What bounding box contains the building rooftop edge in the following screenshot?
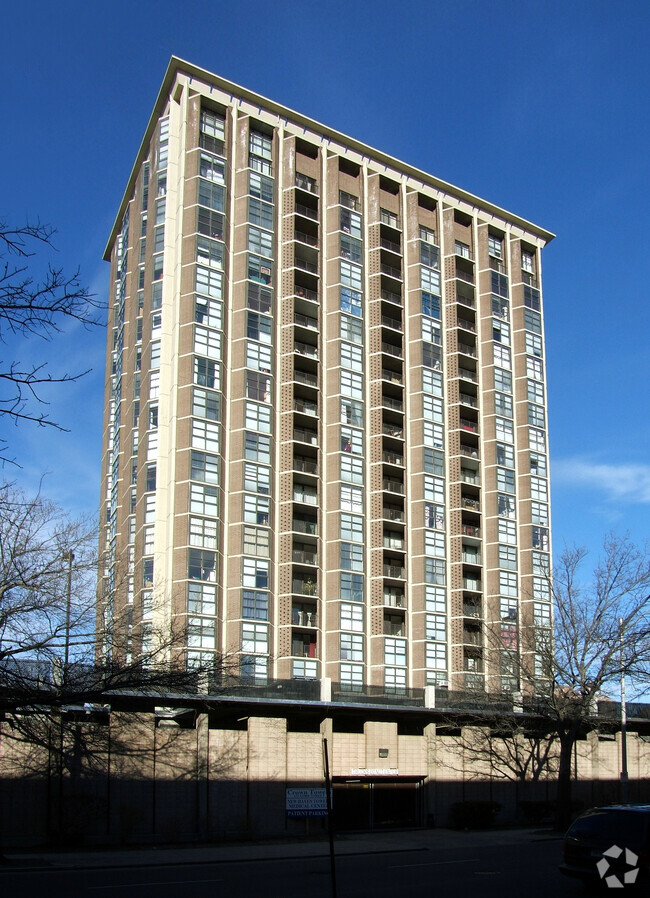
[103,55,555,262]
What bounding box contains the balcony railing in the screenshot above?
[294,284,318,301]
[292,580,319,597]
[295,257,318,274]
[461,471,480,485]
[458,367,477,383]
[294,341,318,358]
[457,317,476,332]
[380,237,401,254]
[457,293,475,308]
[293,427,318,445]
[381,341,403,358]
[458,342,477,358]
[455,267,475,284]
[461,524,480,537]
[381,288,402,305]
[294,399,318,416]
[382,451,404,465]
[383,564,406,578]
[383,507,404,522]
[462,552,481,564]
[382,396,403,412]
[292,549,318,565]
[295,173,318,193]
[522,271,539,288]
[292,609,318,627]
[294,370,318,388]
[381,315,402,330]
[463,630,482,646]
[463,603,481,617]
[460,445,479,459]
[381,368,403,385]
[459,393,478,408]
[383,424,404,438]
[384,593,406,607]
[293,457,318,475]
[463,578,482,591]
[381,262,402,280]
[293,519,317,535]
[455,244,474,260]
[380,209,400,228]
[294,229,318,247]
[382,480,404,494]
[295,202,318,220]
[462,497,480,511]
[460,418,478,433]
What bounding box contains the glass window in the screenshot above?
[497,442,514,468]
[188,548,216,581]
[193,388,220,421]
[242,622,269,654]
[340,341,363,372]
[248,225,273,258]
[194,356,220,391]
[244,432,271,462]
[247,311,272,343]
[198,179,225,213]
[425,530,445,558]
[384,637,407,666]
[245,401,272,433]
[199,152,225,184]
[191,420,220,455]
[341,453,363,484]
[421,267,440,293]
[340,426,363,455]
[341,398,364,427]
[242,558,269,589]
[499,519,516,544]
[420,242,439,269]
[341,602,364,632]
[196,265,223,299]
[495,391,513,418]
[528,380,545,405]
[191,451,219,485]
[497,467,515,494]
[340,542,363,571]
[493,319,510,346]
[341,313,362,343]
[528,404,545,428]
[500,571,518,597]
[340,287,362,317]
[243,590,269,621]
[421,291,440,319]
[499,545,517,570]
[340,572,364,602]
[197,208,224,241]
[493,344,511,369]
[244,462,271,495]
[341,261,362,291]
[340,207,361,237]
[188,582,216,616]
[189,516,218,549]
[426,614,446,642]
[425,558,446,585]
[340,513,363,542]
[526,332,543,357]
[340,633,363,662]
[195,295,223,329]
[249,171,274,202]
[248,197,273,230]
[340,234,362,263]
[498,493,516,518]
[424,448,444,476]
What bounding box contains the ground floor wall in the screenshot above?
[2,709,649,848]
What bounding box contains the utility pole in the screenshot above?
[619,617,629,803]
[63,550,75,673]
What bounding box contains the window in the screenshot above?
[241,655,268,680]
[150,340,161,369]
[531,501,549,525]
[491,271,508,297]
[246,371,271,403]
[249,129,272,169]
[144,493,156,523]
[426,614,446,642]
[500,571,518,597]
[246,340,272,372]
[533,577,551,601]
[248,226,273,258]
[494,367,512,393]
[248,197,273,230]
[340,426,363,455]
[340,341,363,372]
[340,234,362,263]
[190,450,219,485]
[340,288,362,317]
[424,475,444,503]
[188,582,216,616]
[193,388,220,421]
[247,311,272,343]
[385,667,406,690]
[422,318,441,345]
[498,493,516,518]
[198,179,225,213]
[199,152,225,184]
[420,242,439,269]
[242,622,269,655]
[244,494,270,525]
[195,326,221,359]
[293,659,318,679]
[499,518,516,544]
[340,542,363,571]
[341,602,364,632]
[421,362,442,396]
[248,254,272,285]
[244,432,271,463]
[421,291,440,319]
[532,551,550,575]
[422,344,441,370]
[245,401,272,433]
[340,207,361,237]
[524,307,542,333]
[425,530,446,558]
[340,633,364,662]
[340,485,363,512]
[341,314,363,343]
[493,319,510,346]
[497,467,515,494]
[499,545,517,570]
[243,590,269,621]
[189,516,218,549]
[384,637,407,667]
[495,417,513,443]
[341,260,362,291]
[142,557,154,587]
[528,404,545,428]
[423,394,443,422]
[195,265,223,306]
[424,448,444,476]
[529,427,546,452]
[340,398,363,427]
[340,572,364,602]
[243,526,270,557]
[200,109,225,153]
[533,602,551,627]
[145,464,156,492]
[143,525,154,554]
[244,462,271,495]
[425,558,446,585]
[488,234,503,259]
[495,392,513,418]
[188,617,215,649]
[493,344,511,369]
[522,251,534,273]
[247,282,272,314]
[192,419,220,453]
[425,503,445,529]
[530,476,548,502]
[532,526,549,550]
[197,208,224,241]
[242,558,269,589]
[497,442,514,468]
[340,664,363,688]
[341,454,363,484]
[426,642,447,674]
[492,296,509,319]
[528,379,545,405]
[340,513,363,542]
[526,332,543,357]
[421,266,440,293]
[188,549,216,581]
[249,171,274,203]
[423,421,443,449]
[530,452,547,477]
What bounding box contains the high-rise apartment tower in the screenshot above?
[101,57,554,698]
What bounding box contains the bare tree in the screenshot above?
[0,220,103,462]
[524,535,650,829]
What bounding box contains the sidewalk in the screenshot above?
[2,827,561,872]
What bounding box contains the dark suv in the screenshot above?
[561,805,650,888]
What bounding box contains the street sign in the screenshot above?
[286,788,329,817]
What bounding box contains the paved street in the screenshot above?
[0,829,586,898]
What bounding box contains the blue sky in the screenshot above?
[2,0,649,563]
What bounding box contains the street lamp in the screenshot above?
[619,617,629,803]
[63,550,75,672]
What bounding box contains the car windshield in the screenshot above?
[568,809,649,849]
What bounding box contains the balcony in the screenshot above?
[457,291,475,309]
[463,577,482,592]
[293,398,318,417]
[294,340,318,359]
[292,602,318,627]
[490,257,506,274]
[295,172,318,194]
[382,479,404,495]
[381,341,403,359]
[462,549,481,564]
[382,450,404,466]
[293,426,318,446]
[293,455,318,475]
[293,485,318,505]
[455,242,473,260]
[460,444,479,460]
[461,524,481,538]
[522,271,539,288]
[384,614,405,636]
[458,367,477,383]
[384,591,405,608]
[461,469,480,485]
[459,393,477,408]
[380,236,401,255]
[463,628,482,647]
[381,368,403,385]
[380,209,400,229]
[382,395,403,413]
[381,314,402,331]
[294,229,318,247]
[383,505,404,523]
[383,533,405,550]
[294,283,318,301]
[292,545,318,565]
[383,563,406,579]
[381,261,402,280]
[460,418,478,433]
[461,497,480,512]
[463,601,481,617]
[381,288,402,306]
[292,516,317,536]
[293,369,318,389]
[382,424,404,439]
[292,635,318,658]
[295,256,318,275]
[292,578,319,597]
[455,263,474,285]
[458,341,477,358]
